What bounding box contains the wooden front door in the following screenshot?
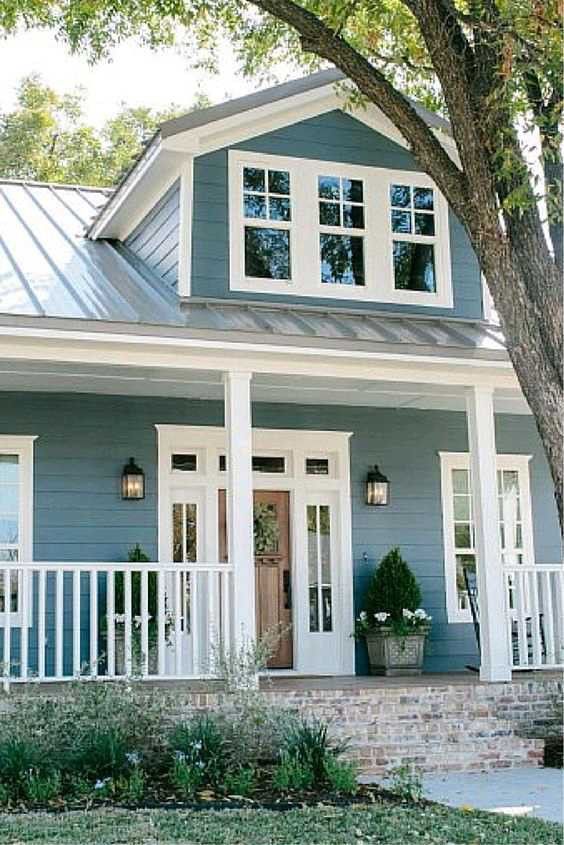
[218,489,293,669]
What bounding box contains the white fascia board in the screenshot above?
[0,325,519,390]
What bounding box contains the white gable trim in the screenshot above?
[91,83,458,240]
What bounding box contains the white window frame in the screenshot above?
[229,150,453,307]
[439,452,534,623]
[0,436,36,626]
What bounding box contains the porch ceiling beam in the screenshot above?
[0,335,520,391]
[466,386,512,682]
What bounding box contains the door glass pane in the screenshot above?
[307,504,333,633]
[172,502,197,563]
[254,503,279,554]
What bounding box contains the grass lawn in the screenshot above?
[0,802,560,844]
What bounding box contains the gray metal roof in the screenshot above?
[161,69,452,139]
[0,179,506,361]
[0,180,181,324]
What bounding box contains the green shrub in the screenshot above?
[282,719,347,784]
[323,758,358,795]
[168,715,226,785]
[68,727,131,779]
[22,770,62,804]
[170,755,204,798]
[222,765,256,797]
[388,764,423,801]
[272,755,315,792]
[116,767,145,803]
[0,737,46,786]
[364,548,421,622]
[0,782,10,806]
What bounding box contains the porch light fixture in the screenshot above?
[366,465,390,506]
[121,457,145,500]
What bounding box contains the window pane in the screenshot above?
[307,505,319,632]
[269,197,291,222]
[252,456,285,473]
[393,241,436,292]
[414,213,435,236]
[413,187,434,210]
[0,571,19,613]
[502,470,520,494]
[342,204,364,229]
[390,184,411,207]
[456,554,476,610]
[342,178,363,203]
[453,495,470,520]
[391,210,412,234]
[306,458,329,475]
[0,485,18,515]
[172,454,197,472]
[318,175,340,200]
[0,517,18,544]
[172,503,183,563]
[454,523,472,548]
[0,455,18,484]
[243,167,265,192]
[0,549,18,562]
[452,469,469,493]
[245,227,290,279]
[319,202,341,227]
[185,504,197,562]
[268,170,290,195]
[172,503,197,562]
[320,233,365,286]
[244,193,267,219]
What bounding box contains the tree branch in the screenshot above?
[246,0,470,220]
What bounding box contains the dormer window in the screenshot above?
[229,151,452,307]
[242,166,292,281]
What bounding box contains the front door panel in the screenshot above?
[218,489,292,669]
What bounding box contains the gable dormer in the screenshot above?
[90,70,483,320]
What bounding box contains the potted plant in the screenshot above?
[355,547,432,676]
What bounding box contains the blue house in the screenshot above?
[0,69,561,686]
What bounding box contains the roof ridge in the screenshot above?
[0,177,113,193]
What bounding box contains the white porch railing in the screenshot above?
[504,564,564,670]
[0,562,233,683]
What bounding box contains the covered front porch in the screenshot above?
[0,330,562,685]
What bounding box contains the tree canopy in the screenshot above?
[0,74,205,186]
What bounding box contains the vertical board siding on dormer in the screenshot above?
[191,110,483,318]
[125,179,180,289]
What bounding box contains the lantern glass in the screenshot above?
[122,458,145,500]
[366,465,390,506]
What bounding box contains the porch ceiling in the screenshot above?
[0,359,529,413]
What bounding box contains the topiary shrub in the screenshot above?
[364,547,421,623]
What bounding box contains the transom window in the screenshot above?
[318,175,365,286]
[390,184,437,294]
[230,151,452,306]
[242,166,292,281]
[440,453,534,623]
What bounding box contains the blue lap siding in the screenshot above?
[0,392,559,675]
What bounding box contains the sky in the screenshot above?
[0,30,269,125]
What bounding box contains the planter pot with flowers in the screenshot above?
[354,547,432,676]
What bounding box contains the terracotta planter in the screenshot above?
[365,627,429,676]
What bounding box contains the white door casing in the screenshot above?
[157,425,354,675]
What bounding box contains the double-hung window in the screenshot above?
[439,452,534,623]
[0,436,35,622]
[239,164,293,283]
[318,175,365,286]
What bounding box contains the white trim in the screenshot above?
[439,450,535,624]
[156,424,354,675]
[0,435,36,627]
[177,159,194,297]
[229,150,453,308]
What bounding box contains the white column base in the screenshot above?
[479,663,512,683]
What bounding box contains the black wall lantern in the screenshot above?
[366,465,390,506]
[121,457,145,500]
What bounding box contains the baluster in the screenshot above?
[191,570,200,675]
[140,569,149,677]
[221,569,231,653]
[20,568,29,680]
[514,569,528,667]
[541,570,555,665]
[174,569,182,676]
[124,570,132,676]
[157,570,165,677]
[529,569,542,666]
[73,569,81,676]
[90,570,98,677]
[106,570,115,677]
[38,568,46,680]
[3,568,11,684]
[55,569,64,678]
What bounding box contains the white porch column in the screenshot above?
[223,371,256,646]
[466,385,512,682]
